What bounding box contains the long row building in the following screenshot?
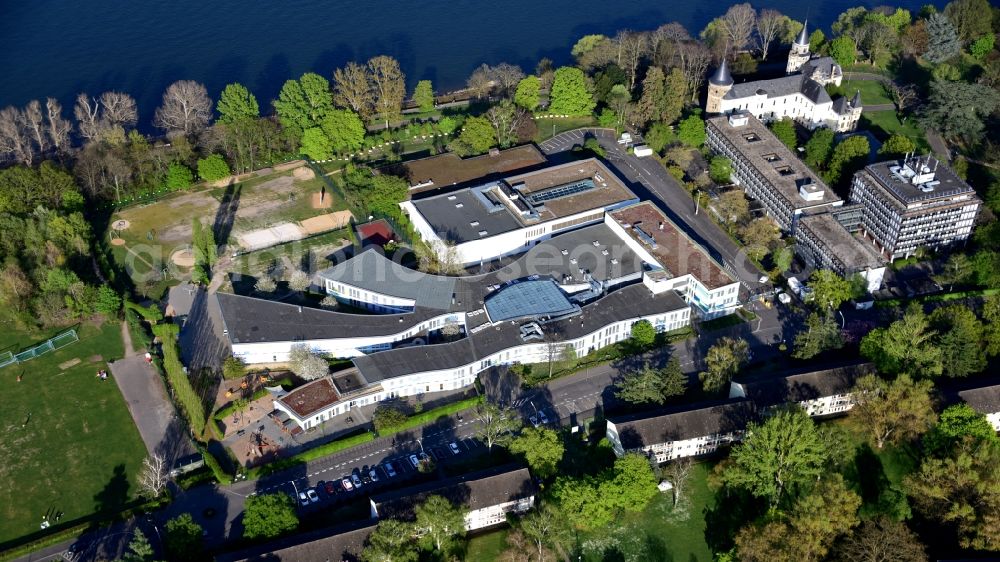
[607,364,1000,463]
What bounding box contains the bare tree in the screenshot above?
[886,83,918,117]
[474,401,519,451]
[616,31,649,90]
[466,64,494,99]
[23,100,49,154]
[0,106,35,165]
[652,22,692,68]
[74,93,103,142]
[678,42,713,102]
[138,453,169,499]
[485,100,526,148]
[490,63,525,98]
[44,98,72,152]
[288,270,311,292]
[661,458,694,508]
[756,9,787,60]
[99,91,138,129]
[154,80,213,136]
[368,56,405,129]
[721,3,758,52]
[333,62,375,121]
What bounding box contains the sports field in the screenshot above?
[0,322,147,546]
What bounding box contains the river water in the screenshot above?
[1,0,937,126]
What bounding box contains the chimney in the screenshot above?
[658,222,664,231]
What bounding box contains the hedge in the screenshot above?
[125,300,163,322]
[152,323,207,437]
[874,288,1000,308]
[197,442,233,485]
[378,396,482,436]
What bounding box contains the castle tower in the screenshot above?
[786,21,811,74]
[706,58,733,114]
[847,89,863,131]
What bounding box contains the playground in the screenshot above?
[107,165,349,292]
[0,322,147,545]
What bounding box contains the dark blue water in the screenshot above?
[1,0,938,128]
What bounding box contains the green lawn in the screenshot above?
[860,111,930,152]
[575,461,716,561]
[465,529,509,560]
[828,80,893,106]
[0,322,147,546]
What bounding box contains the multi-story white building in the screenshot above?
[729,362,874,418]
[706,22,863,133]
[369,465,536,531]
[400,158,638,266]
[850,156,982,260]
[607,202,743,318]
[958,385,1000,431]
[606,400,757,463]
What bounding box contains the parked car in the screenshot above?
[351,472,363,488]
[306,488,320,503]
[341,477,354,492]
[449,442,461,455]
[538,410,550,425]
[529,415,540,428]
[369,468,380,483]
[297,491,309,506]
[323,481,337,495]
[409,454,420,468]
[383,462,397,478]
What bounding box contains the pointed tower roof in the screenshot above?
[851,89,862,108]
[795,20,809,46]
[709,58,733,87]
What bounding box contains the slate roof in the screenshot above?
[317,249,461,310]
[959,385,1000,414]
[369,465,535,521]
[731,362,875,406]
[710,58,733,86]
[215,292,447,344]
[724,74,832,105]
[215,519,375,562]
[609,400,758,449]
[352,282,687,382]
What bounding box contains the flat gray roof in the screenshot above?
[798,213,886,271]
[408,158,636,245]
[411,181,523,243]
[862,157,976,205]
[707,113,841,211]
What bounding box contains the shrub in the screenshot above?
[165,162,194,190]
[197,154,231,182]
[152,323,207,437]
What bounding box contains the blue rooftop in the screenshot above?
[484,278,579,323]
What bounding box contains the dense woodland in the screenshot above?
[3,1,1000,560]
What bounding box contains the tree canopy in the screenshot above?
[243,492,299,540]
[850,374,936,449]
[615,358,686,405]
[548,67,596,116]
[723,407,828,507]
[514,75,541,111]
[509,427,565,479]
[216,83,260,124]
[860,304,943,377]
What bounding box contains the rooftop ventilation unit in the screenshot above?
[728,112,749,127]
[561,249,569,255]
[592,240,600,247]
[601,249,609,256]
[633,225,658,249]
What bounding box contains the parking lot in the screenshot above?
[264,435,485,511]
